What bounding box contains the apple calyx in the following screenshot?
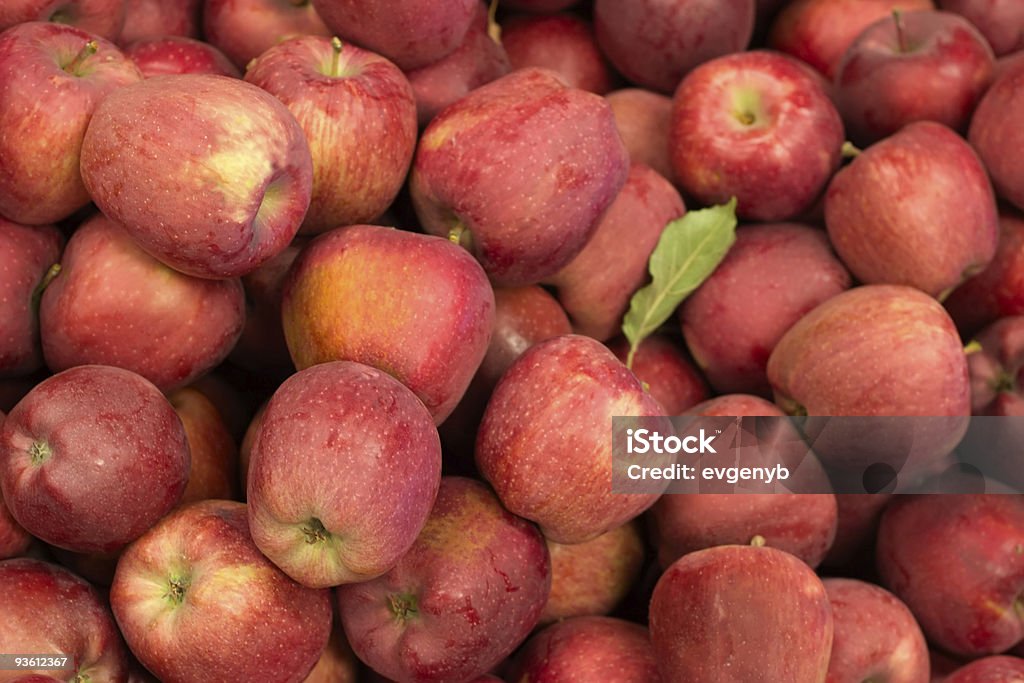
[64,40,98,76]
[301,517,331,545]
[164,574,191,606]
[28,440,53,465]
[388,592,419,623]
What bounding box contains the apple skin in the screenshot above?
[80,73,313,280]
[606,88,676,184]
[607,335,709,415]
[476,334,671,544]
[834,10,994,145]
[877,495,1024,656]
[410,67,629,287]
[669,50,844,222]
[303,610,358,683]
[939,0,1024,55]
[824,578,930,683]
[943,656,1024,682]
[0,22,142,226]
[969,59,1024,214]
[502,13,612,95]
[111,500,333,683]
[0,558,128,682]
[594,0,755,94]
[247,361,441,588]
[969,316,1024,415]
[202,0,329,70]
[508,617,661,682]
[649,544,834,683]
[169,386,238,505]
[1,365,190,554]
[311,0,476,71]
[405,1,511,127]
[281,225,495,425]
[539,520,645,625]
[826,121,998,298]
[39,213,246,392]
[0,0,126,41]
[245,36,418,235]
[124,36,240,78]
[503,0,579,10]
[680,222,851,397]
[336,477,550,683]
[119,0,200,45]
[0,219,62,379]
[945,210,1024,337]
[0,409,32,559]
[822,493,893,569]
[547,163,685,341]
[769,0,936,80]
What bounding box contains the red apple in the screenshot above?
[594,0,756,94]
[0,558,128,681]
[0,22,141,225]
[606,88,676,184]
[311,0,476,70]
[410,67,629,286]
[80,73,313,279]
[247,361,441,587]
[680,222,851,396]
[281,225,495,424]
[39,213,246,392]
[547,163,685,341]
[769,0,936,80]
[202,0,329,70]
[669,50,844,222]
[502,13,612,94]
[944,656,1024,682]
[508,617,661,682]
[969,57,1024,213]
[245,35,417,234]
[169,386,238,505]
[0,365,190,553]
[834,10,994,145]
[336,477,550,683]
[539,520,645,625]
[119,0,200,44]
[877,494,1024,656]
[476,334,671,544]
[0,219,62,378]
[405,1,511,127]
[124,36,240,77]
[825,121,998,298]
[607,335,709,415]
[824,578,930,683]
[0,408,31,559]
[939,0,1024,55]
[110,500,333,683]
[0,0,126,41]
[649,544,834,683]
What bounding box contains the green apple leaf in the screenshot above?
[622,197,738,369]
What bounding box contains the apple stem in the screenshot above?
[447,222,474,252]
[31,263,62,313]
[488,0,502,44]
[625,344,638,372]
[749,535,767,547]
[841,141,861,159]
[892,9,907,53]
[330,36,343,77]
[963,340,982,355]
[65,40,98,74]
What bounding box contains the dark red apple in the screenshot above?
[649,544,834,682]
[826,121,998,298]
[80,73,313,279]
[594,0,756,94]
[0,0,126,41]
[336,477,550,683]
[410,67,629,286]
[202,0,329,70]
[969,58,1024,213]
[0,22,141,225]
[0,558,128,680]
[111,500,333,683]
[877,494,1024,656]
[939,0,1024,55]
[607,334,709,415]
[169,386,238,505]
[0,409,32,559]
[118,0,200,44]
[834,10,994,145]
[606,88,675,184]
[39,213,246,392]
[502,13,612,94]
[944,656,1024,682]
[0,219,62,379]
[0,365,190,553]
[669,50,844,222]
[824,578,930,683]
[680,222,851,396]
[245,35,417,234]
[124,36,240,77]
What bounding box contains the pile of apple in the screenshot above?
[4,0,1024,681]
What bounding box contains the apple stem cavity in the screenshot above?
[28,440,52,466]
[994,371,1016,394]
[387,592,419,623]
[892,9,908,53]
[301,517,330,545]
[64,40,98,75]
